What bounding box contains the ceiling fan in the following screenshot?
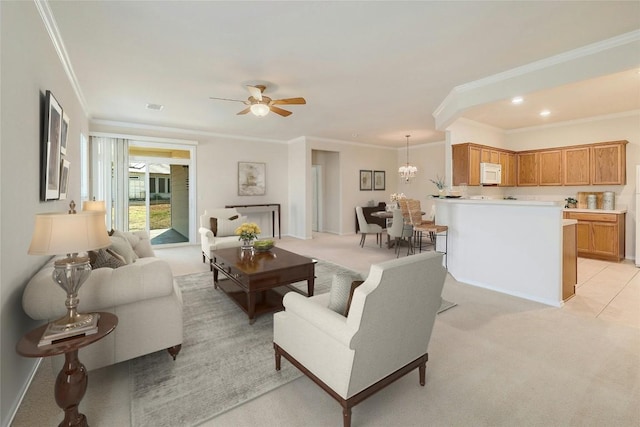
[210,85,306,117]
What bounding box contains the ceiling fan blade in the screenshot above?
[246,85,263,101]
[236,107,251,115]
[209,96,246,103]
[271,97,306,105]
[270,106,292,117]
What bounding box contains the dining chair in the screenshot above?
[386,209,414,257]
[355,206,383,248]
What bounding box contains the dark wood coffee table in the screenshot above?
[212,246,315,324]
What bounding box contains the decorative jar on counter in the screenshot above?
[603,192,615,210]
[587,194,597,209]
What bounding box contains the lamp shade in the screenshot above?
[28,211,111,256]
[82,200,106,212]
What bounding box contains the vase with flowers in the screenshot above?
[235,222,261,250]
[430,175,446,197]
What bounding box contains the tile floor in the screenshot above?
[563,257,639,329]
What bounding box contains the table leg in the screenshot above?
[307,274,315,296]
[213,265,218,289]
[55,349,88,427]
[248,291,256,324]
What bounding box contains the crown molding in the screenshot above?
[34,0,89,115]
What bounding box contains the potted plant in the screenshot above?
[430,175,446,197]
[565,197,578,208]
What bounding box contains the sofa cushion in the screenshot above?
[328,273,362,315]
[210,214,240,236]
[109,235,138,264]
[217,215,246,237]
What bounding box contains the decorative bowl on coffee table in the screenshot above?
[254,239,275,252]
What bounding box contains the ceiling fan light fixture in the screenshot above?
[250,103,270,117]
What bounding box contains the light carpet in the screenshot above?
[130,259,455,426]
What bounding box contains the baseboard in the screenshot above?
[3,358,42,427]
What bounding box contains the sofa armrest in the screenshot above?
[23,258,175,320]
[282,292,356,347]
[199,227,214,239]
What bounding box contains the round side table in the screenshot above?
[16,312,117,427]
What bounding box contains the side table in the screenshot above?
[16,312,118,427]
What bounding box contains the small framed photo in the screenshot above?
[41,90,63,201]
[59,159,70,200]
[359,170,372,191]
[238,161,266,196]
[374,170,385,191]
[60,112,70,155]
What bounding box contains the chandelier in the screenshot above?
[398,134,417,182]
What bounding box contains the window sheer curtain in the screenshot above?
[90,136,129,231]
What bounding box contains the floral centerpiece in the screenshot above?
[235,222,261,250]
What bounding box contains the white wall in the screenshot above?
[1,3,90,424]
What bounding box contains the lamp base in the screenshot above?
[38,312,100,347]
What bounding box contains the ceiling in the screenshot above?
[46,1,640,147]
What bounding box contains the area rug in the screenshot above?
[130,259,455,426]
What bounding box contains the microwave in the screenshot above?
[480,162,502,185]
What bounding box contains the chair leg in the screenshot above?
[360,233,366,247]
[343,407,352,427]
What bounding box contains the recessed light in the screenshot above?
[511,96,523,104]
[146,103,164,111]
[540,110,551,117]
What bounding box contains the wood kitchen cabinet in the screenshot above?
[563,222,577,300]
[591,141,627,185]
[499,151,516,186]
[538,149,563,186]
[452,143,481,186]
[563,146,590,185]
[517,152,538,186]
[563,211,626,261]
[481,148,500,164]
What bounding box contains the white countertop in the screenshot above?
[563,208,627,214]
[563,219,578,226]
[434,198,561,208]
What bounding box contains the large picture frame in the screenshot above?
[238,161,266,196]
[59,159,70,200]
[41,90,63,201]
[60,112,70,155]
[373,170,386,191]
[359,170,372,191]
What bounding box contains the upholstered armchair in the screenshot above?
[198,208,246,269]
[273,252,447,427]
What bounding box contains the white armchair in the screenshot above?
[199,208,246,269]
[273,251,447,427]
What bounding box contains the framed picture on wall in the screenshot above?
[359,170,372,191]
[60,112,70,155]
[41,90,63,201]
[373,170,385,190]
[238,161,266,196]
[59,159,70,200]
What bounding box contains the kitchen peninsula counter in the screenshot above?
[435,198,566,307]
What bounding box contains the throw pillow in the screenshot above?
[210,214,239,237]
[328,273,362,315]
[89,248,126,269]
[217,215,246,237]
[109,235,137,264]
[344,280,365,316]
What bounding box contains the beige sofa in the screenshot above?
[22,231,183,371]
[199,208,246,269]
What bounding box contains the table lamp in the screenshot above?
[28,202,111,346]
[82,200,105,212]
